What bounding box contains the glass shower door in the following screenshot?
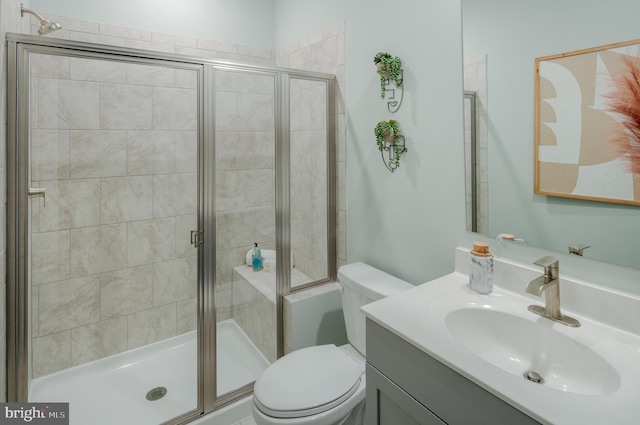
[213,68,275,398]
[289,77,331,288]
[25,51,200,424]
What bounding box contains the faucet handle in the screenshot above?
[533,255,559,269]
[569,243,590,256]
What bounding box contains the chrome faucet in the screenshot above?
[525,256,580,327]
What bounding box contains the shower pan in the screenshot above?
[6,34,336,425]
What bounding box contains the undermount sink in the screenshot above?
[444,307,620,395]
[423,284,640,401]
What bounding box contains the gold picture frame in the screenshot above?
[534,39,640,206]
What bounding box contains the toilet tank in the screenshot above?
[338,262,413,356]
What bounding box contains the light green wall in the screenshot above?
[276,0,467,284]
[29,0,276,49]
[462,0,640,269]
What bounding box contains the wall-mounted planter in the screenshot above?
[374,52,404,113]
[375,120,408,172]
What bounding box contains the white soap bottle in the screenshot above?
[469,241,493,294]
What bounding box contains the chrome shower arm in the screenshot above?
[21,5,47,24]
[20,4,62,35]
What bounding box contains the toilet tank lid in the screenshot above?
[338,262,413,300]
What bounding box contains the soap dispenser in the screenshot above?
[252,242,263,272]
[469,241,493,294]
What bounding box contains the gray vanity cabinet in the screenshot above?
[367,364,446,424]
[365,319,540,425]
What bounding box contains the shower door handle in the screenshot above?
[190,230,203,247]
[28,187,46,206]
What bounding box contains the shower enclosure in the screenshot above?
[6,34,336,424]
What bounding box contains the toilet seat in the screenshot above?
[254,345,361,419]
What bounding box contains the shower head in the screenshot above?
[21,4,63,35]
[37,20,62,35]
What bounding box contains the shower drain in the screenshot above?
[146,386,168,401]
[523,371,544,384]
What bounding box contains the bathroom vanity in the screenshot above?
[366,319,538,424]
[362,247,640,425]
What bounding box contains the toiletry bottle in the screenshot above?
[497,233,515,243]
[469,241,493,294]
[252,243,263,272]
[494,233,514,257]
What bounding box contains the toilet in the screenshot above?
[252,262,413,425]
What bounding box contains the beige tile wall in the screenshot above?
[231,268,277,363]
[214,69,276,322]
[21,13,277,379]
[290,79,329,280]
[223,26,346,358]
[27,15,275,67]
[230,264,316,363]
[276,22,347,271]
[29,54,199,378]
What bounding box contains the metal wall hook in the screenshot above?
[380,135,407,172]
[383,70,404,113]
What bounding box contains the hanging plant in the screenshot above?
[373,52,403,98]
[374,120,400,148]
[374,120,404,169]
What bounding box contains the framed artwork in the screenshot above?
[534,39,640,206]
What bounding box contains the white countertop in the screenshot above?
[361,247,640,425]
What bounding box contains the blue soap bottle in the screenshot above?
[252,242,263,272]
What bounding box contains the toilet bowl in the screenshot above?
[252,344,365,425]
[252,262,413,425]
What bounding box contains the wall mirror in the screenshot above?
[462,0,640,270]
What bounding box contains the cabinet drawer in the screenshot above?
[366,319,540,425]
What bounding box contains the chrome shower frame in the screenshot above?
[463,90,478,233]
[6,32,337,424]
